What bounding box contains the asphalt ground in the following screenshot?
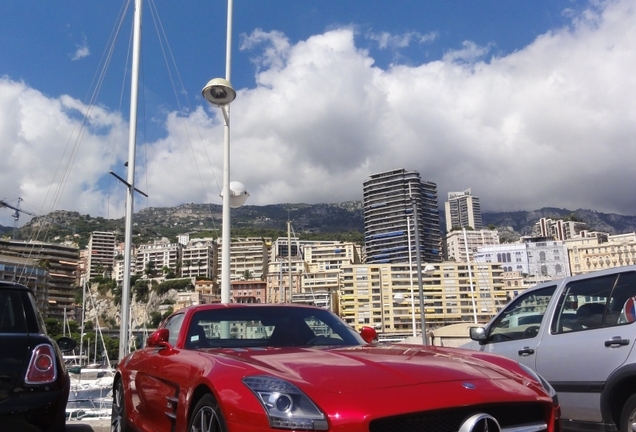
[66,418,110,432]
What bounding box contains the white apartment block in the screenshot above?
[339,262,506,335]
[87,231,116,280]
[474,239,570,280]
[112,241,133,283]
[266,258,304,303]
[266,240,360,309]
[135,239,180,277]
[181,238,217,279]
[567,232,636,275]
[445,229,499,262]
[302,242,360,272]
[301,242,360,311]
[217,237,269,282]
[270,236,303,261]
[445,189,483,232]
[532,217,587,240]
[526,239,570,279]
[474,243,529,274]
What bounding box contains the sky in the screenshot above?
[1,0,635,228]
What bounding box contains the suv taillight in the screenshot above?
[25,344,58,384]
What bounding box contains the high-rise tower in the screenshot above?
[363,168,442,264]
[445,189,483,232]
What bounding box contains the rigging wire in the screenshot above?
[9,1,132,285]
[146,0,222,233]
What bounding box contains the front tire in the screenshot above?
[189,394,226,432]
[111,379,131,432]
[620,393,636,432]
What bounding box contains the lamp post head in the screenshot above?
[422,264,436,275]
[202,78,236,107]
[393,293,406,304]
[220,181,250,208]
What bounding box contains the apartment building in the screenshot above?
[526,237,571,278]
[293,241,360,311]
[339,261,506,336]
[444,189,483,231]
[475,243,530,273]
[135,239,180,277]
[266,258,304,303]
[532,217,588,240]
[474,238,570,280]
[567,232,636,275]
[231,280,267,303]
[0,239,79,320]
[445,229,499,262]
[0,257,49,312]
[217,237,269,281]
[181,238,217,279]
[363,168,442,264]
[87,231,116,281]
[302,241,360,272]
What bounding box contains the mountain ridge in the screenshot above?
[4,202,636,248]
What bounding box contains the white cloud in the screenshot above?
[71,35,90,60]
[2,0,636,228]
[366,30,438,49]
[72,45,90,61]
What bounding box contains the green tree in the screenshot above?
[145,261,157,278]
[155,278,193,295]
[133,279,150,302]
[45,318,62,337]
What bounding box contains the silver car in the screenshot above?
[463,265,636,432]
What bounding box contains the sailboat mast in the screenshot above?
[287,220,292,303]
[119,0,143,362]
[79,281,86,364]
[463,227,478,324]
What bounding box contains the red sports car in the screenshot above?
[111,303,560,432]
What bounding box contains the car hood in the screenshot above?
[216,344,522,393]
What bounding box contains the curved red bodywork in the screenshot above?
[115,303,560,432]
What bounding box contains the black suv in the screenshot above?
[0,281,76,432]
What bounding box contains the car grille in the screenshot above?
[369,402,548,432]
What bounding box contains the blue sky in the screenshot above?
[1,0,635,228]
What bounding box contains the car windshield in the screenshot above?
[184,306,365,349]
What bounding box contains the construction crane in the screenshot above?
[0,197,36,240]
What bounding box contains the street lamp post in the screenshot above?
[202,78,236,304]
[411,196,426,344]
[201,0,247,304]
[407,216,416,337]
[410,192,436,344]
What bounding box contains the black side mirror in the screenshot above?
[56,336,78,353]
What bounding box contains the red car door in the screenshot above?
[126,313,187,432]
[125,346,167,432]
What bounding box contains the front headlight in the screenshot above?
[518,363,559,406]
[243,376,328,431]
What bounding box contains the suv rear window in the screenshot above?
[551,271,636,333]
[0,290,28,333]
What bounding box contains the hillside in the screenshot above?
[5,203,636,247]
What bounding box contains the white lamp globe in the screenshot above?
[222,181,249,208]
[393,293,405,304]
